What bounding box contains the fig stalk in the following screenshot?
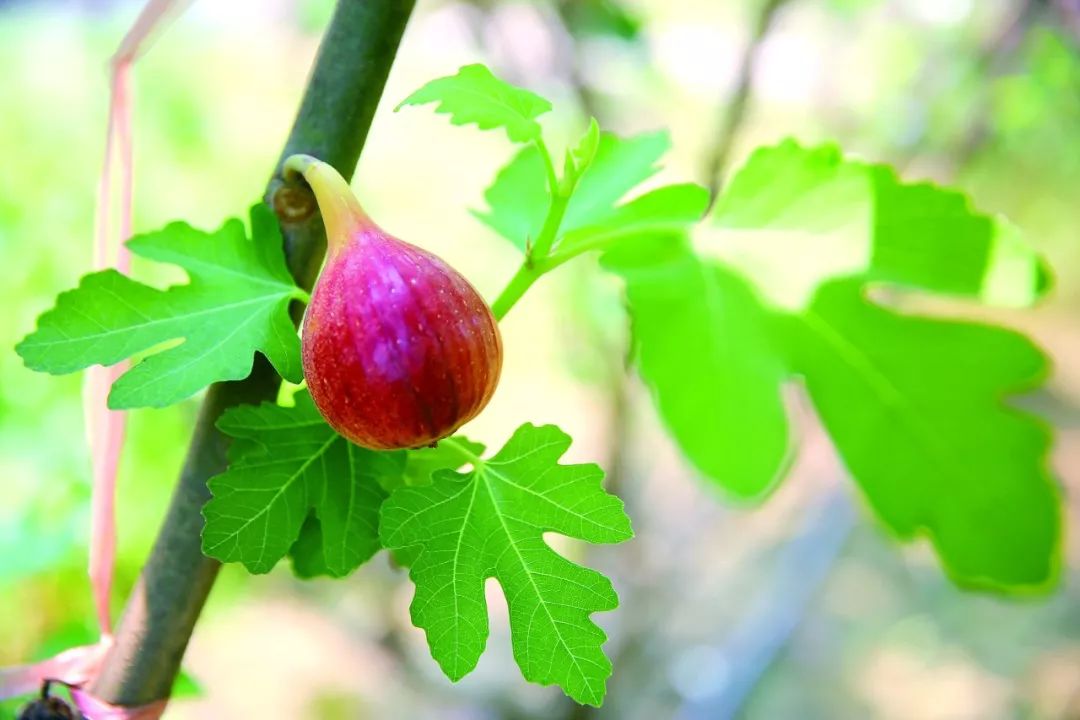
[283,154,371,254]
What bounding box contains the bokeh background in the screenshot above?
[2,0,1079,717]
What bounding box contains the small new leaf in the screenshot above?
[472,144,549,252]
[563,130,670,230]
[476,130,686,253]
[203,391,405,576]
[571,118,601,173]
[380,424,633,706]
[564,117,601,186]
[16,204,305,409]
[396,63,552,143]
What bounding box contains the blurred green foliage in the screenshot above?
[993,29,1080,174]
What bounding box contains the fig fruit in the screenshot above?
[284,155,503,450]
[16,696,76,720]
[17,683,76,720]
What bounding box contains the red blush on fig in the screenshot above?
[285,155,502,450]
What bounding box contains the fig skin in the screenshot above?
[287,155,502,450]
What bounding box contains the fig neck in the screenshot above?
[283,154,374,255]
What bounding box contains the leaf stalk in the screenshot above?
[490,137,584,320]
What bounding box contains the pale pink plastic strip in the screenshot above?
[86,58,133,643]
[0,2,185,717]
[71,690,169,720]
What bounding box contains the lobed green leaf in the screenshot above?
[786,278,1059,590]
[607,139,1060,590]
[396,63,552,143]
[707,140,1051,309]
[380,423,633,705]
[202,391,404,576]
[602,235,791,499]
[16,204,304,409]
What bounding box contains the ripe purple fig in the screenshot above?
[284,155,503,450]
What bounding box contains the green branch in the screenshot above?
[87,0,416,706]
